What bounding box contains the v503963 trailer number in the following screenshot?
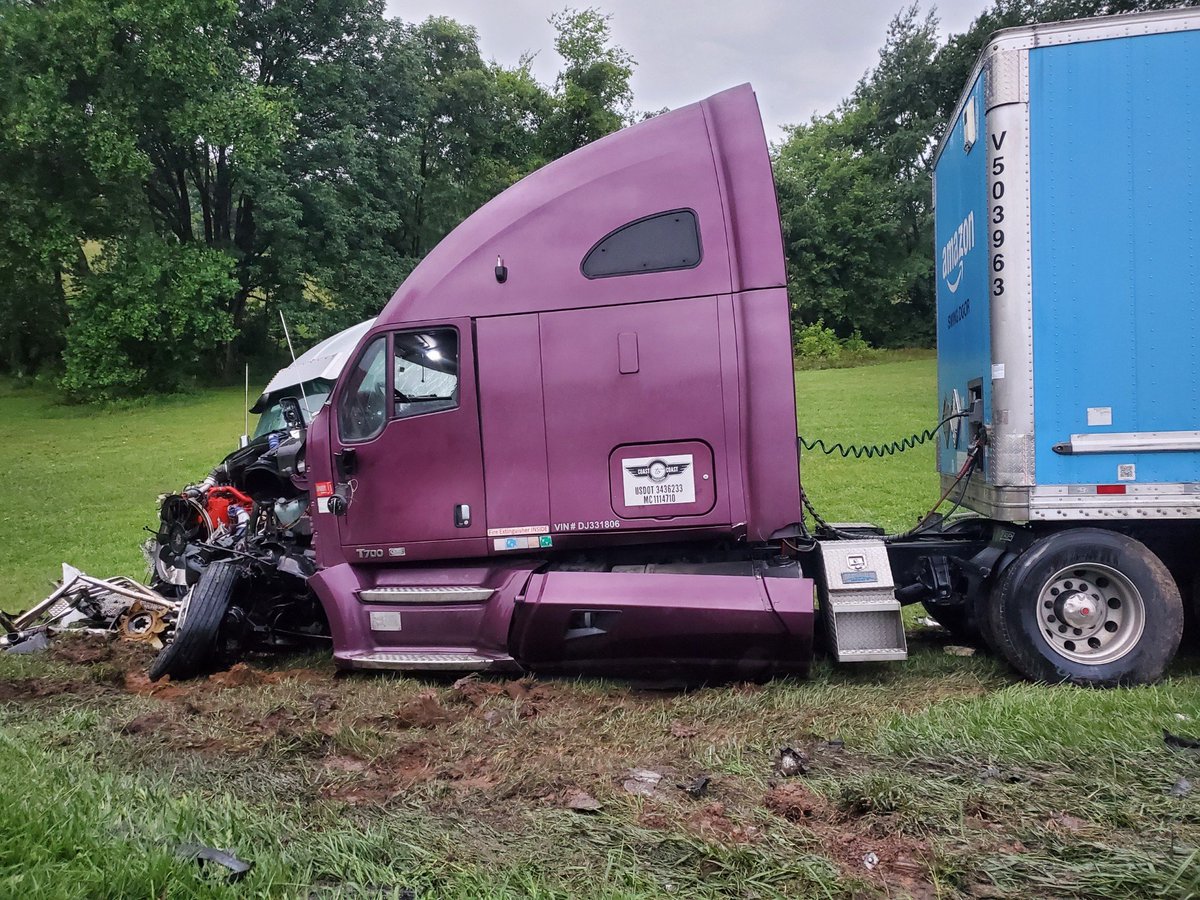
[990,130,1007,297]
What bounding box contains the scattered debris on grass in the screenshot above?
[2,563,178,653]
[678,774,710,798]
[565,790,602,812]
[176,843,254,883]
[777,746,809,777]
[1164,728,1200,750]
[623,768,663,798]
[1169,776,1192,798]
[944,645,976,657]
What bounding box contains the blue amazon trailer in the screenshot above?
[927,8,1200,684]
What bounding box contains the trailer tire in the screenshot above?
[148,561,239,682]
[988,529,1183,686]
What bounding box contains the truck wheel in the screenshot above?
[988,529,1183,686]
[148,561,239,681]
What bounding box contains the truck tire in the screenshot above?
[988,529,1183,686]
[148,561,239,681]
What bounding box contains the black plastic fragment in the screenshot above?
[1164,728,1200,750]
[679,775,710,798]
[176,843,254,882]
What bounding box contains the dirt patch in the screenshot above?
[50,634,115,665]
[394,690,453,728]
[447,675,551,720]
[688,802,760,843]
[0,677,107,702]
[763,783,934,896]
[765,783,830,823]
[50,633,159,673]
[208,662,282,689]
[823,827,933,899]
[318,742,435,805]
[120,712,169,735]
[123,671,189,700]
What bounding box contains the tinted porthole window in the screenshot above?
[582,209,701,278]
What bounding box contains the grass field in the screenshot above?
[1,359,1198,899]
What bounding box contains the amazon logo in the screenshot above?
[940,209,976,294]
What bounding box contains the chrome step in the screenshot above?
[358,586,495,604]
[346,651,504,671]
[817,539,908,663]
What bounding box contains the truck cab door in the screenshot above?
[329,319,487,560]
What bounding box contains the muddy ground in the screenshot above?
[1,630,1197,899]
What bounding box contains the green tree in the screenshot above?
[0,0,290,393]
[776,0,1200,347]
[0,0,623,396]
[777,6,941,346]
[540,7,634,156]
[60,238,237,399]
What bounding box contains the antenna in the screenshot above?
[278,309,312,419]
[244,364,249,438]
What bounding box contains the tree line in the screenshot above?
[776,0,1199,348]
[0,0,1193,399]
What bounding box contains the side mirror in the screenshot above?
[280,396,305,430]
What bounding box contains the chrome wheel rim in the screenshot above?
[1036,563,1145,666]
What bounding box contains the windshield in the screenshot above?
[252,379,333,439]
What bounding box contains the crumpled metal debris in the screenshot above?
[3,630,50,655]
[2,563,178,652]
[777,747,809,777]
[1168,777,1192,798]
[176,843,254,882]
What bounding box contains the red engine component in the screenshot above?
[205,486,255,529]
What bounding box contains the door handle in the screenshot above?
[454,504,471,528]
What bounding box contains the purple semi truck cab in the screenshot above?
[303,85,817,677]
[151,13,1199,687]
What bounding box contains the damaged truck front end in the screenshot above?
[147,321,375,679]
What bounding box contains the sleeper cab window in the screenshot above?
[392,328,459,419]
[581,209,701,278]
[338,335,388,442]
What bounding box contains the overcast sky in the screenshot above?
[384,1,993,142]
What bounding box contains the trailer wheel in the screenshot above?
[988,529,1183,686]
[148,561,239,681]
